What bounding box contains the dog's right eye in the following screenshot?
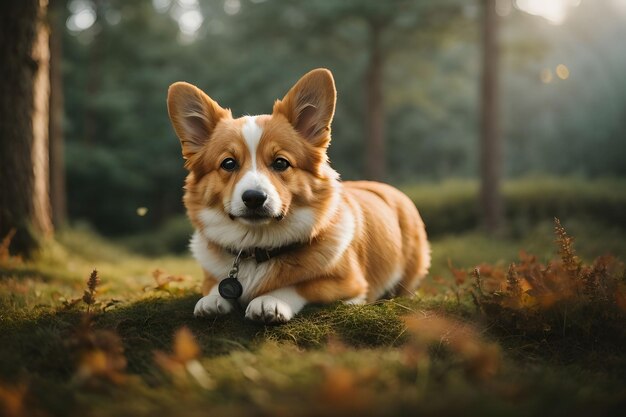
[220,158,237,172]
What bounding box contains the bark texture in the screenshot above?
[0,0,52,256]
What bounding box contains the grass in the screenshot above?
[2,200,626,415]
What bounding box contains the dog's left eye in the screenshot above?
[271,157,290,172]
[220,158,238,172]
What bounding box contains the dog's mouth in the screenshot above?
[229,210,284,223]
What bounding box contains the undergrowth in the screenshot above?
[1,218,626,416]
[403,177,626,237]
[469,219,626,346]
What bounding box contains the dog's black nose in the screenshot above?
[242,190,267,209]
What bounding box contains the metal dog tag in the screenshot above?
[219,277,243,299]
[218,250,244,300]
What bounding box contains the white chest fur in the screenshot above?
[189,231,271,303]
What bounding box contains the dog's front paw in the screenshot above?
[194,292,233,317]
[245,295,295,324]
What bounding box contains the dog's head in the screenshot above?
[167,69,340,249]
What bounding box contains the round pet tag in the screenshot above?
[218,277,243,299]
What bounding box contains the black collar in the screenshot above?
[224,241,306,263]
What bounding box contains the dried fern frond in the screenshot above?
[87,269,100,293]
[82,269,100,313]
[554,218,581,277]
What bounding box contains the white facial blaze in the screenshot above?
[227,116,282,219]
[241,116,262,170]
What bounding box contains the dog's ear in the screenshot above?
[167,82,230,159]
[273,68,336,148]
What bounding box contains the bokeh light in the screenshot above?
[66,0,96,32]
[178,9,203,35]
[556,64,570,80]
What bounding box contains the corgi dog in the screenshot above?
[167,69,430,323]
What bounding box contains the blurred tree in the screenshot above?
[61,0,473,233]
[0,0,53,256]
[364,18,385,181]
[58,0,626,236]
[49,0,67,227]
[63,0,189,234]
[223,0,467,181]
[360,1,468,181]
[480,0,503,233]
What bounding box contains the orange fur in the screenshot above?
[167,69,430,322]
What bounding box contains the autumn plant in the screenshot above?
[469,218,626,344]
[67,269,127,385]
[82,269,100,314]
[62,268,119,312]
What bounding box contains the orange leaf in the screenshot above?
[173,327,200,363]
[0,382,26,417]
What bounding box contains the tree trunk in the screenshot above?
[84,0,102,145]
[480,0,503,233]
[0,0,52,256]
[49,0,67,227]
[364,21,386,181]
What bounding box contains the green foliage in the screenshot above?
[403,180,479,236]
[403,177,626,237]
[120,216,193,255]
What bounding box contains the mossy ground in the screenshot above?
[1,217,626,416]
